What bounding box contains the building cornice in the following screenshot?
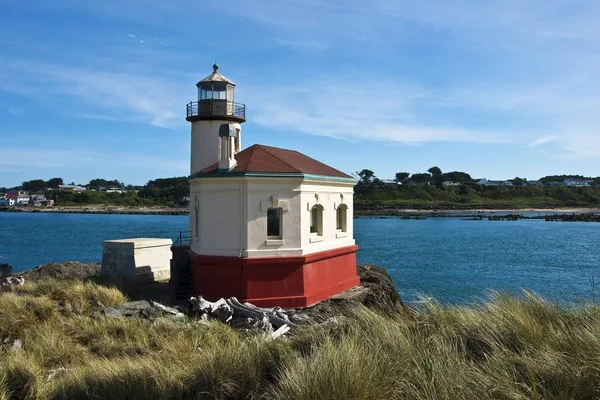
[189,172,357,184]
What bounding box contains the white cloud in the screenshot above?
[530,136,559,147]
[0,59,191,129]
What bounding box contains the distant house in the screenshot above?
[381,179,400,187]
[58,185,86,192]
[564,179,590,187]
[477,178,512,187]
[442,181,460,186]
[0,195,15,206]
[16,193,30,205]
[29,194,53,207]
[105,187,124,193]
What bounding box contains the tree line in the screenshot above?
[356,167,600,187]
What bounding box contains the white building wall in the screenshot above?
[298,181,355,255]
[190,120,242,174]
[189,176,355,258]
[190,182,242,256]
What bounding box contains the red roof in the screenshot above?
[198,144,353,179]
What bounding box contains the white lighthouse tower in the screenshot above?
[186,63,246,174]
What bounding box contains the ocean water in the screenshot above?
[1,212,599,304]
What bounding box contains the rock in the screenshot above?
[115,300,153,317]
[10,339,22,352]
[20,261,100,281]
[103,307,125,319]
[357,264,405,315]
[151,301,185,320]
[304,264,407,317]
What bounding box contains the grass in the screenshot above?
[2,280,600,399]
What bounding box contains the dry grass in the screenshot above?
[2,280,600,399]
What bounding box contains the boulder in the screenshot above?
[20,261,100,281]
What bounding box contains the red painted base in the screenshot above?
[188,245,359,308]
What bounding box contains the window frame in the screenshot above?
[266,207,283,239]
[336,204,348,232]
[310,204,324,236]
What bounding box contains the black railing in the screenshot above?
[173,231,192,247]
[186,100,246,120]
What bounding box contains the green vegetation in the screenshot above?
[5,168,600,209]
[355,184,600,209]
[355,167,600,209]
[3,279,600,399]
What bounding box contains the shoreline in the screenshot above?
[1,205,599,216]
[355,207,600,217]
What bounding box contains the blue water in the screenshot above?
[1,212,599,304]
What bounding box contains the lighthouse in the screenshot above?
[183,65,360,308]
[186,63,245,174]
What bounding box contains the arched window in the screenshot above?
[310,204,323,236]
[336,204,347,232]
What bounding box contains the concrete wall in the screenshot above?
[189,176,355,258]
[101,238,172,283]
[190,120,242,174]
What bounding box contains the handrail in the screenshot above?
[186,100,246,120]
[173,231,192,247]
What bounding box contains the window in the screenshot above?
[199,84,228,100]
[267,208,282,238]
[336,204,347,232]
[310,205,323,235]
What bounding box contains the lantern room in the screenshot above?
[186,63,246,123]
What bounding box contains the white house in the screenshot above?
[179,64,359,308]
[564,179,590,187]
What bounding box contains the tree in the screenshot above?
[427,166,442,178]
[47,177,64,188]
[356,169,376,186]
[394,172,410,183]
[511,177,526,186]
[410,173,431,185]
[89,178,122,190]
[442,171,473,184]
[22,179,46,192]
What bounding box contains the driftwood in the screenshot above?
[189,296,300,338]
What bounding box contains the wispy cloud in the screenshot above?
[0,59,190,129]
[530,136,559,147]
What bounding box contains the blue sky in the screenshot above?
[1,0,599,188]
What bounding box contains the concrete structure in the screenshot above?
[101,238,172,283]
[180,65,359,308]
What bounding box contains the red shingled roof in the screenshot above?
[198,144,353,179]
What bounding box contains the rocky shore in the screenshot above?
[2,261,407,331]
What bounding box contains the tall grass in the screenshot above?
[2,280,600,399]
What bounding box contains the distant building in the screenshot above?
[442,181,460,186]
[58,185,86,192]
[29,194,52,207]
[564,179,590,187]
[477,178,513,187]
[381,179,400,187]
[16,193,30,205]
[0,195,15,206]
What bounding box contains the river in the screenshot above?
[1,212,599,304]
